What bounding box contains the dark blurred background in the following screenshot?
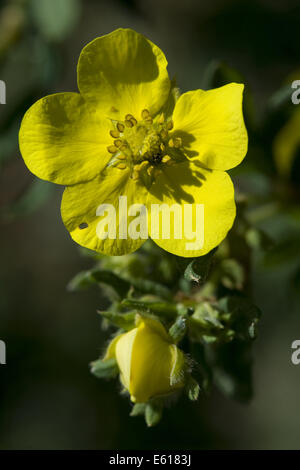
[1,0,300,449]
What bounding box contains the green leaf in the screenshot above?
[218,296,261,341]
[183,248,217,284]
[90,358,119,379]
[31,0,81,41]
[99,311,136,331]
[129,278,171,300]
[68,269,130,298]
[219,259,245,290]
[130,403,146,417]
[186,376,200,401]
[145,400,163,427]
[168,315,187,343]
[121,299,178,319]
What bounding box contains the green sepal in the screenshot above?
[90,358,119,379]
[145,400,163,427]
[130,403,146,417]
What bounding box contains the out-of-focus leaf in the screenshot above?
[30,0,80,42]
[1,178,54,221]
[268,83,294,112]
[219,259,245,290]
[183,248,217,284]
[90,358,119,379]
[245,227,274,251]
[263,237,300,268]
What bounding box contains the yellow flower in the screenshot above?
[104,316,185,403]
[19,28,247,257]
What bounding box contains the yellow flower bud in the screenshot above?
[104,317,185,403]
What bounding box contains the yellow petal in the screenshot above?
[77,28,170,120]
[115,328,138,391]
[19,93,111,185]
[273,110,300,178]
[172,83,248,171]
[103,334,123,360]
[148,161,236,257]
[61,164,149,255]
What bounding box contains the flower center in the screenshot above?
[106,109,183,186]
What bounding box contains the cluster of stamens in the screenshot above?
[106,108,183,184]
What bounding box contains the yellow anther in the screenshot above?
[125,114,135,121]
[117,154,126,160]
[125,119,134,128]
[116,163,127,170]
[166,120,174,130]
[107,145,118,154]
[110,129,120,138]
[117,122,125,133]
[141,109,150,120]
[130,117,137,126]
[145,116,153,124]
[160,129,168,140]
[132,170,139,180]
[168,138,174,148]
[160,143,165,152]
[134,161,149,172]
[147,165,155,177]
[114,139,123,148]
[162,155,172,164]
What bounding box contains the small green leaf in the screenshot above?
[145,400,163,427]
[90,358,119,379]
[130,278,171,300]
[220,259,245,290]
[184,249,216,284]
[218,296,261,341]
[68,269,130,298]
[121,299,178,319]
[169,315,187,343]
[99,311,136,331]
[186,376,200,401]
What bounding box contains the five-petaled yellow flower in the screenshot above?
[19,28,247,257]
[104,316,185,403]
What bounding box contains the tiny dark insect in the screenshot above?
[79,222,88,229]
